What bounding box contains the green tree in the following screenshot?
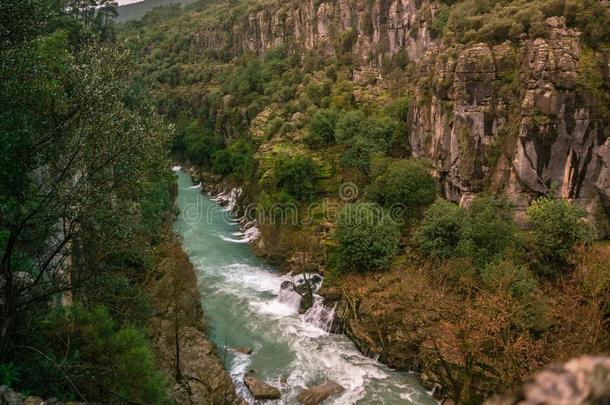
[527,195,594,271]
[273,155,318,201]
[21,305,167,403]
[367,159,437,212]
[415,199,466,259]
[335,203,401,272]
[459,194,518,267]
[305,109,337,148]
[0,6,170,375]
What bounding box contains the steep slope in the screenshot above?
[121,1,610,403]
[125,0,609,232]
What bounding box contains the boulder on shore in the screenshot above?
[243,375,281,400]
[297,381,344,405]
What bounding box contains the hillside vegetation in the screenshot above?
[118,0,610,403]
[0,0,180,401]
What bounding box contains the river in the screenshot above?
[173,170,435,404]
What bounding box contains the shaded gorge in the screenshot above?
[173,170,435,404]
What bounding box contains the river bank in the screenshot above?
[179,164,610,404]
[173,168,436,404]
[182,165,450,398]
[148,236,243,404]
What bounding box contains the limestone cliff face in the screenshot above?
[194,0,437,63]
[194,1,609,230]
[410,16,610,231]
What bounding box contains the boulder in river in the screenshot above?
[297,381,344,404]
[243,375,281,400]
[234,346,253,355]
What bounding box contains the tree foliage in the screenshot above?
[0,1,171,401]
[527,195,594,272]
[367,158,437,211]
[415,199,466,259]
[272,155,318,201]
[334,203,401,272]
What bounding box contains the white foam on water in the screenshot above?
[174,171,436,405]
[189,181,202,189]
[303,296,336,332]
[171,165,182,171]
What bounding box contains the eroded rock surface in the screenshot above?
[484,356,610,405]
[243,375,281,400]
[149,242,243,405]
[297,381,345,405]
[409,17,609,233]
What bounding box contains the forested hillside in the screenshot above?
[0,0,176,401]
[120,0,610,403]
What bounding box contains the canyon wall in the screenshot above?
[192,0,609,230]
[410,17,610,231]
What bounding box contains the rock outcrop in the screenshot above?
[194,0,436,64]
[243,375,281,400]
[297,381,345,405]
[409,16,610,232]
[484,356,610,405]
[149,242,243,405]
[0,386,84,405]
[189,1,609,233]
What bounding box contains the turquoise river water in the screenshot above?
[173,170,435,404]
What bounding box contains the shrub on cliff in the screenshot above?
[415,199,466,259]
[340,136,387,173]
[273,155,318,201]
[459,194,519,267]
[335,111,397,145]
[179,120,220,165]
[367,158,437,212]
[305,108,338,148]
[211,139,255,179]
[335,203,401,272]
[416,194,518,266]
[527,195,594,273]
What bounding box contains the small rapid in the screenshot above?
[173,170,435,404]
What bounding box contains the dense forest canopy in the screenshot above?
[0,0,173,401]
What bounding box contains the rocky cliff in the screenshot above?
[149,241,243,405]
[231,0,437,63]
[409,16,610,232]
[190,0,609,232]
[192,0,437,63]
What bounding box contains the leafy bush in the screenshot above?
[335,110,368,143]
[367,159,437,211]
[305,109,337,148]
[272,154,317,201]
[416,194,518,267]
[340,136,387,173]
[480,260,548,330]
[211,139,255,179]
[444,0,610,47]
[335,203,401,272]
[481,260,538,299]
[178,120,220,165]
[211,149,232,174]
[431,4,450,38]
[459,194,518,267]
[415,199,466,259]
[527,195,594,271]
[21,306,167,403]
[335,111,397,145]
